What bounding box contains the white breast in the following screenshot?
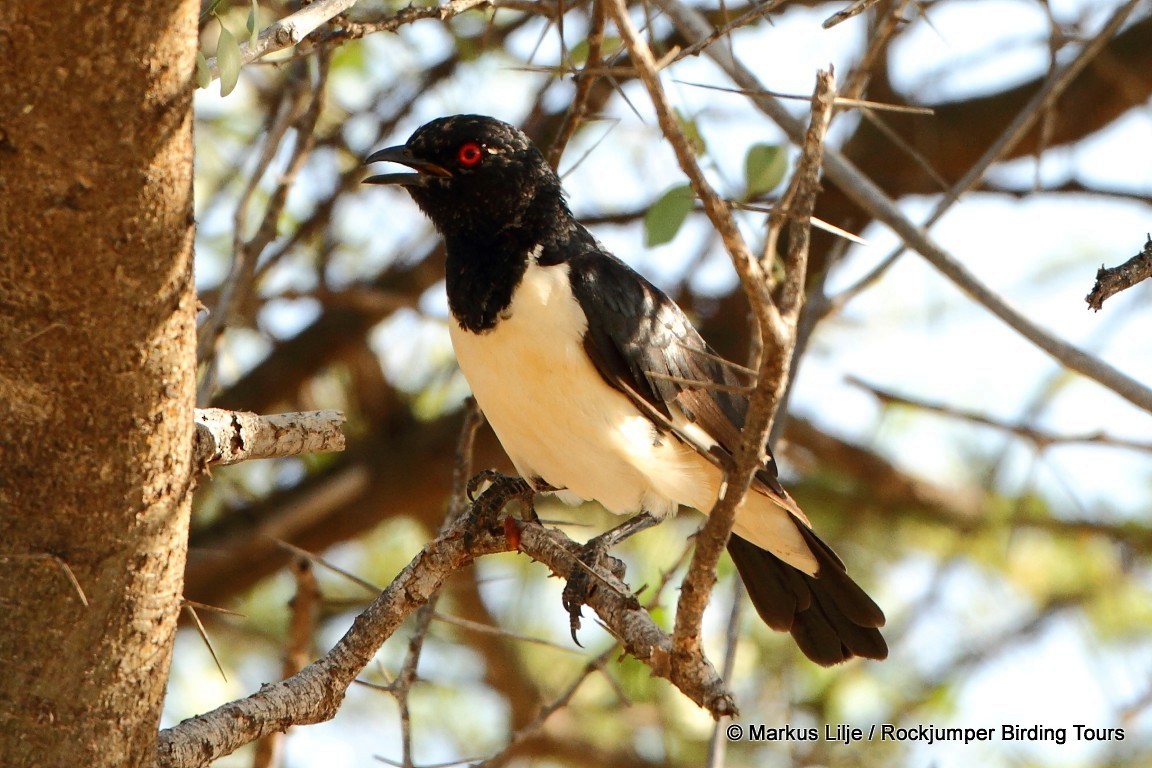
[448,258,818,573]
[448,259,710,519]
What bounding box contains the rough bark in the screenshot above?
[0,1,198,765]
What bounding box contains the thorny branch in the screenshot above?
[653,0,1152,415]
[607,0,834,682]
[604,0,765,676]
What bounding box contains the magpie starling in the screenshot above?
[365,115,886,665]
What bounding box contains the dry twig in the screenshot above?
[1086,236,1152,311]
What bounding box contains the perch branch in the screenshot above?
[157,476,733,767]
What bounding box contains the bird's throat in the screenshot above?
[444,237,532,334]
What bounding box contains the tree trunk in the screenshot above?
[0,1,198,765]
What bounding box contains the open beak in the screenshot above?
[363,145,451,186]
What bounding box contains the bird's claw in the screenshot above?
[467,469,509,503]
[561,539,626,646]
[463,473,536,552]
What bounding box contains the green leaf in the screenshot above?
[247,0,260,47]
[194,51,212,90]
[744,143,788,198]
[644,184,694,247]
[217,24,242,97]
[567,39,590,66]
[567,36,622,66]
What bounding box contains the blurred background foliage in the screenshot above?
[177,0,1152,765]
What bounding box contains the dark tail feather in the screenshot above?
[727,531,887,666]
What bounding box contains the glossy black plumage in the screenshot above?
[365,114,886,665]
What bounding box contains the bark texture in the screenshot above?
[0,1,198,764]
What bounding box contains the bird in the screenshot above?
[364,114,886,665]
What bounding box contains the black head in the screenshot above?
[364,115,567,244]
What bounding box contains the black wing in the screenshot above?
[565,249,887,665]
[565,250,787,496]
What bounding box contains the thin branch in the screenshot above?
[847,375,1152,453]
[192,409,346,468]
[604,0,780,675]
[1086,236,1152,311]
[705,579,742,768]
[202,0,358,79]
[472,645,619,768]
[654,0,1152,415]
[383,402,485,768]
[778,70,835,319]
[546,0,607,169]
[838,0,914,102]
[757,70,836,445]
[392,602,437,768]
[674,0,788,60]
[981,178,1152,206]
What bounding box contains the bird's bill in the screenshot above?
[362,145,451,186]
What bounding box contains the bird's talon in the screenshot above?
[566,603,584,647]
[466,469,504,502]
[560,539,627,645]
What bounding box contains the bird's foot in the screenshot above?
[561,537,628,646]
[465,472,537,546]
[560,512,659,645]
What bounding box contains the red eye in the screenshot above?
[457,142,483,167]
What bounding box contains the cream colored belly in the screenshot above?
[448,261,709,518]
[448,260,817,573]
